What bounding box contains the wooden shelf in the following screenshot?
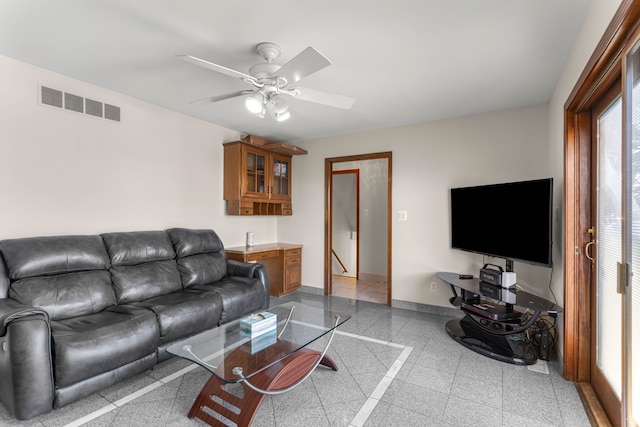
[241,135,308,156]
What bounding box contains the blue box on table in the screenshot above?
[239,311,277,338]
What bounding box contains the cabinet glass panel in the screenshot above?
[246,152,266,194]
[272,159,289,196]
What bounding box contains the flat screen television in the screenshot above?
[450,178,553,268]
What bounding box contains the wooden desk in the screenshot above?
[226,243,302,297]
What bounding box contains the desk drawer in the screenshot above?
[247,251,278,262]
[285,255,301,267]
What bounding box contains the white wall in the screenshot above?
[0,54,277,246]
[280,104,551,307]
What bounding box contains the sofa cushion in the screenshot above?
[101,231,175,266]
[132,289,223,343]
[50,305,158,387]
[193,276,265,324]
[0,256,9,299]
[110,260,182,304]
[177,252,227,288]
[166,228,227,286]
[9,271,116,320]
[0,235,109,280]
[166,228,224,258]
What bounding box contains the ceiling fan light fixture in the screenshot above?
[245,92,264,114]
[270,94,289,114]
[268,94,290,121]
[182,42,355,124]
[274,110,291,122]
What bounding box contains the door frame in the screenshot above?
[324,152,392,306]
[564,0,640,424]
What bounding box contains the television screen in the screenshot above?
[450,178,553,267]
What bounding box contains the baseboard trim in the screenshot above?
[298,285,325,296]
[391,299,461,318]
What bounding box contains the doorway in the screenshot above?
[331,170,359,279]
[324,152,392,306]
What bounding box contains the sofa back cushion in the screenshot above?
[101,231,176,266]
[0,235,114,320]
[0,235,110,279]
[166,228,227,287]
[9,271,115,320]
[101,231,182,303]
[0,255,9,299]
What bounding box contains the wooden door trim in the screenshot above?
[564,108,592,382]
[324,152,392,305]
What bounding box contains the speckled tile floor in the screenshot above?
[0,291,589,427]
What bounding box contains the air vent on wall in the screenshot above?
[39,85,120,122]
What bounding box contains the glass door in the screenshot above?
[593,92,623,426]
[625,39,640,426]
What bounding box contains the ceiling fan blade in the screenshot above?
[189,90,253,105]
[290,87,356,110]
[177,55,257,84]
[275,47,331,85]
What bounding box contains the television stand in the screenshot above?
[436,272,561,365]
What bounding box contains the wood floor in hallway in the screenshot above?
[331,274,387,304]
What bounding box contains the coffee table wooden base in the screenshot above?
[188,347,338,426]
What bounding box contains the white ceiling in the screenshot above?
[0,0,591,143]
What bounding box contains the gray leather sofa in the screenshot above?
[0,227,269,420]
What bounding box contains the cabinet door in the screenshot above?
[243,147,268,199]
[284,248,302,292]
[248,251,284,297]
[285,264,301,293]
[270,154,291,201]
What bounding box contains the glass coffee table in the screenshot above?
[167,302,350,427]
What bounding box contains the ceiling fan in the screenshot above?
[177,43,356,121]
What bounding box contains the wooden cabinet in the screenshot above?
[223,136,306,216]
[226,243,302,297]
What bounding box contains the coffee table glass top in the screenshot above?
[167,302,351,383]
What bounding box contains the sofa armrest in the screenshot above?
[226,259,257,277]
[0,299,49,336]
[0,299,54,420]
[227,260,270,309]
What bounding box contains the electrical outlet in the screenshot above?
[430,282,437,292]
